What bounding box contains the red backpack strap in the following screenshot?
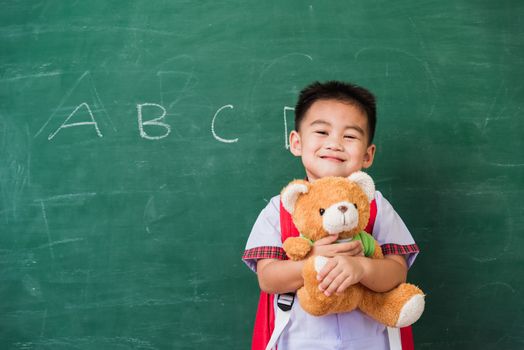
[364,199,377,234]
[280,201,300,241]
[251,292,275,350]
[400,325,415,350]
[251,200,297,349]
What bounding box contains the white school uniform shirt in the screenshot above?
[243,191,419,350]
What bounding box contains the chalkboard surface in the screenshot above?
[1,1,523,349]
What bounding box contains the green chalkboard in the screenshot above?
[1,1,523,349]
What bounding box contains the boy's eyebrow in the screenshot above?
[310,120,331,127]
[310,120,365,135]
[346,125,365,135]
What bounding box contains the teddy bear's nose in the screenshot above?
[338,205,348,213]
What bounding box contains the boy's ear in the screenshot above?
[347,171,375,202]
[362,144,376,169]
[289,130,302,156]
[281,180,309,214]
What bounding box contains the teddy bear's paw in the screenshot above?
[314,256,328,273]
[283,237,312,260]
[395,294,425,327]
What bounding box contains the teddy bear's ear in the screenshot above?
[281,180,309,214]
[348,171,375,202]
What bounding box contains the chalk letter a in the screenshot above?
[48,102,103,140]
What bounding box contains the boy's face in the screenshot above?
[289,99,376,182]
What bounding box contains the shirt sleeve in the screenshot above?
[242,195,286,273]
[372,191,420,268]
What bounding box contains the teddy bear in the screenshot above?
[280,171,425,328]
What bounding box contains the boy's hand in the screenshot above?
[316,256,367,296]
[310,235,364,257]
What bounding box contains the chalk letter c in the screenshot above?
[211,104,238,144]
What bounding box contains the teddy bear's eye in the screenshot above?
[319,208,325,216]
[353,203,358,209]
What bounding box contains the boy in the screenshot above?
[243,81,419,349]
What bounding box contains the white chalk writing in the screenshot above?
[283,106,294,149]
[137,103,171,140]
[48,102,103,140]
[211,104,238,144]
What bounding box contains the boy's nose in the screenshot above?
[326,142,343,151]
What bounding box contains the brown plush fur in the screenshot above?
[282,177,371,260]
[281,175,425,328]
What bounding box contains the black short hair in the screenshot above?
[294,81,376,145]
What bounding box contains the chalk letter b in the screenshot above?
[137,103,171,140]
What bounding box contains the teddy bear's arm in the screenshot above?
[283,237,313,261]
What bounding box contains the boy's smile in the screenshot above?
[289,99,376,182]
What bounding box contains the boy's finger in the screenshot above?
[316,258,337,281]
[322,271,347,296]
[334,240,358,250]
[334,241,363,255]
[348,242,364,256]
[348,241,364,256]
[314,234,339,246]
[318,262,343,290]
[336,276,356,294]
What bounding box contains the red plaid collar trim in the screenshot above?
[243,246,287,261]
[243,243,419,262]
[381,243,419,256]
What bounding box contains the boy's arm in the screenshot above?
[359,254,407,291]
[256,258,305,294]
[317,254,407,296]
[257,236,365,294]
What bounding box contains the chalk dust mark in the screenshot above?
[0,71,61,82]
[355,47,438,119]
[157,70,196,110]
[39,200,55,259]
[37,237,85,249]
[1,24,181,39]
[89,73,116,132]
[258,53,313,81]
[480,81,507,134]
[473,281,516,294]
[34,71,90,138]
[25,124,31,186]
[249,52,314,110]
[39,309,48,338]
[144,195,156,234]
[408,17,430,60]
[485,161,524,167]
[35,71,114,138]
[36,192,97,202]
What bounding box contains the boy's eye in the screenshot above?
[319,208,325,216]
[344,135,357,139]
[315,130,328,135]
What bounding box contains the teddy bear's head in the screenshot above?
[281,171,375,241]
